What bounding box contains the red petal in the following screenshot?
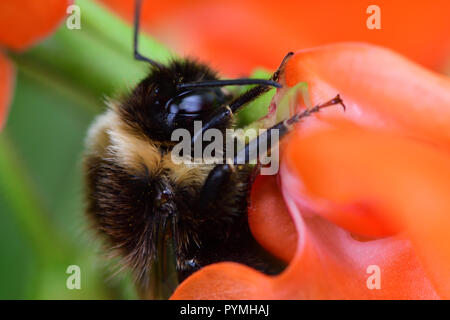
[280,44,450,297]
[171,262,271,300]
[248,175,296,263]
[0,0,70,51]
[282,124,450,298]
[284,43,450,149]
[0,53,14,130]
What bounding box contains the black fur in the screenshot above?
[119,59,232,142]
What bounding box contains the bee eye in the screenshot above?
[171,94,206,114]
[167,89,226,115]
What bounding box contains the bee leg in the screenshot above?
[196,163,235,213]
[234,94,346,165]
[228,51,294,113]
[195,161,287,276]
[190,53,294,146]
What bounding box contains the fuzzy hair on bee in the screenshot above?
[83,0,345,299]
[83,59,288,298]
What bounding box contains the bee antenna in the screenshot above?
[177,78,282,89]
[134,0,163,68]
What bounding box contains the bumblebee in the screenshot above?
[83,0,344,299]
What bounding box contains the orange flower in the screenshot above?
[0,0,69,130]
[99,0,450,75]
[171,43,450,299]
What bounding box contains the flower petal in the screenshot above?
[0,53,15,130]
[281,124,450,298]
[280,44,450,297]
[0,0,70,51]
[283,43,450,149]
[171,262,271,300]
[248,175,296,263]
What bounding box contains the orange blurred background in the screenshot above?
[100,0,450,75]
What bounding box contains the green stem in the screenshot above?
[0,133,69,262]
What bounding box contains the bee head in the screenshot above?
[119,60,232,142]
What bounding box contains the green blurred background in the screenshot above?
[0,0,157,299]
[0,0,273,299]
